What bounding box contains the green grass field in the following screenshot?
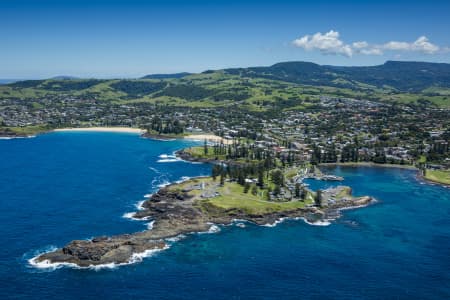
[169,177,314,215]
[1,72,448,108]
[200,181,313,215]
[425,169,450,185]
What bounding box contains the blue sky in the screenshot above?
[1,0,449,78]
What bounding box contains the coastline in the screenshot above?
[417,171,450,188]
[53,127,145,134]
[24,135,445,269]
[183,134,233,145]
[320,162,450,188]
[319,162,418,170]
[31,166,374,268]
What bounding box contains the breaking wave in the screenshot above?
[28,245,170,271]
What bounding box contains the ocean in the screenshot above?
[0,132,449,299]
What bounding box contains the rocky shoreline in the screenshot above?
[33,180,373,268]
[175,149,216,164]
[140,131,178,141]
[175,149,242,166]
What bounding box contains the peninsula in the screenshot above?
[33,160,373,267]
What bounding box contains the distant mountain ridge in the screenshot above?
[2,61,450,108]
[141,72,191,79]
[0,79,20,85]
[50,75,80,80]
[8,61,450,92]
[223,61,450,92]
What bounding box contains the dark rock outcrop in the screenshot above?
[35,183,373,267]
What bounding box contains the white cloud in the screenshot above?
[359,48,383,55]
[352,41,369,49]
[292,31,446,57]
[292,30,353,57]
[382,36,439,54]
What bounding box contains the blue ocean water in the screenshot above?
[0,133,449,299]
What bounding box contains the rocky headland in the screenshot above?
[34,178,373,268]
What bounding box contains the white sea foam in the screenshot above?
[147,220,155,230]
[28,245,170,271]
[208,224,221,233]
[261,216,333,227]
[157,153,180,163]
[165,234,187,243]
[0,135,36,140]
[157,181,171,188]
[143,194,152,198]
[262,217,287,227]
[300,218,332,226]
[29,257,80,271]
[197,224,221,235]
[136,200,147,209]
[175,176,191,184]
[122,212,138,220]
[159,154,176,159]
[157,158,179,163]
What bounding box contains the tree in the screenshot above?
[204,139,208,155]
[295,183,301,198]
[314,190,322,207]
[243,182,250,193]
[273,184,281,196]
[211,164,222,181]
[237,169,245,186]
[257,169,264,187]
[266,187,272,201]
[251,185,258,196]
[300,187,306,200]
[220,172,225,186]
[271,169,284,187]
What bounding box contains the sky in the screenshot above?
[1,0,450,78]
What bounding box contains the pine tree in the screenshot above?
[315,190,322,207]
[243,182,250,193]
[220,172,225,186]
[273,184,281,196]
[257,169,264,187]
[266,187,272,201]
[204,139,208,155]
[295,183,301,198]
[251,185,258,196]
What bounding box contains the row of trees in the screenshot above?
[148,117,184,134]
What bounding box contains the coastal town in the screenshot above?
[3,0,450,298]
[1,86,448,184]
[6,79,447,267]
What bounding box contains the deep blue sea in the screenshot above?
[0,132,449,299]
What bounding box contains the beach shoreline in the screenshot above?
[183,134,233,145]
[53,127,145,134]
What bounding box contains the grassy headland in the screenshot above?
[424,169,450,185]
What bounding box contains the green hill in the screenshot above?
[1,61,450,108]
[224,61,450,92]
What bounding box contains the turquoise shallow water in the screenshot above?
[0,132,449,299]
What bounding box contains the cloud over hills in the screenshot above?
[293,30,445,57]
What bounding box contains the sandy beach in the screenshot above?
[184,134,233,145]
[53,127,145,134]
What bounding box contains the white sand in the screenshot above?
[53,127,145,134]
[184,134,233,145]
